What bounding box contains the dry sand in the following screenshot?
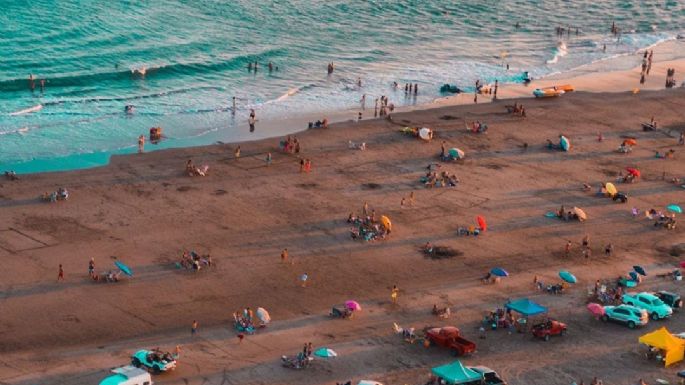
[1,71,685,384]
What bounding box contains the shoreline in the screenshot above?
[5,39,685,176]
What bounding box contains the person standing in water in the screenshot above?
[360,94,366,110]
[28,74,35,91]
[138,135,145,153]
[40,79,45,92]
[232,96,236,115]
[414,83,418,95]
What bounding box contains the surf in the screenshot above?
[9,104,42,116]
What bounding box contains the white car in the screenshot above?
[99,365,152,385]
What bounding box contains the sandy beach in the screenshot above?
[1,73,685,385]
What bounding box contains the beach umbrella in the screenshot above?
[605,182,617,196]
[448,147,465,159]
[477,215,487,232]
[559,135,570,151]
[573,207,587,221]
[667,204,682,214]
[626,167,641,177]
[623,138,637,146]
[490,267,508,277]
[587,303,605,317]
[345,300,361,311]
[380,215,392,231]
[633,265,647,276]
[314,348,337,358]
[256,307,271,324]
[418,128,432,141]
[115,260,133,277]
[559,270,577,284]
[629,271,638,281]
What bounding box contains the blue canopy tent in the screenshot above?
[505,298,548,316]
[431,361,482,385]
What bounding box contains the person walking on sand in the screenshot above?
[191,320,198,336]
[300,273,308,287]
[409,191,415,205]
[58,264,65,282]
[234,146,241,160]
[299,158,305,173]
[565,240,572,257]
[582,234,589,249]
[391,285,399,304]
[679,131,684,146]
[237,333,245,344]
[604,243,613,257]
[281,248,288,263]
[266,152,272,166]
[138,135,145,153]
[88,258,95,278]
[305,159,312,173]
[360,94,366,110]
[362,201,369,216]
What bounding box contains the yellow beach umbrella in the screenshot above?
[380,215,392,231]
[605,183,617,196]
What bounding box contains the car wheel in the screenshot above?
[628,321,636,329]
[601,315,609,322]
[132,358,142,368]
[153,365,162,374]
[651,312,660,321]
[544,334,550,342]
[560,329,566,336]
[452,347,463,356]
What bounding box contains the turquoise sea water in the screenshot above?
[1,1,684,173]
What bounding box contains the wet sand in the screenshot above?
[1,84,685,384]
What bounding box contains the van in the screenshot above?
[99,365,152,385]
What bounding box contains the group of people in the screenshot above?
[347,202,390,242]
[41,187,69,203]
[469,120,488,134]
[4,171,19,181]
[665,67,677,88]
[307,118,329,129]
[375,95,394,118]
[506,102,526,117]
[280,135,301,154]
[185,159,210,177]
[590,278,624,305]
[421,168,459,188]
[481,307,520,333]
[639,50,654,85]
[533,275,567,295]
[233,308,256,332]
[555,205,583,222]
[178,250,212,271]
[88,258,122,283]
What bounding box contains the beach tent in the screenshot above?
[559,136,570,151]
[380,215,392,231]
[572,207,587,221]
[419,128,433,141]
[639,327,685,366]
[505,298,548,316]
[477,216,487,232]
[605,183,617,196]
[431,361,482,385]
[448,148,465,159]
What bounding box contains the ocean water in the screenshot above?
[1,0,684,173]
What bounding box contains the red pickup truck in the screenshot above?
[424,326,476,356]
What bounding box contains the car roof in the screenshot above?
[469,366,495,374]
[616,304,643,311]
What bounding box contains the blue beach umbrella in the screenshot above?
[633,265,647,276]
[667,204,682,214]
[115,260,133,277]
[559,136,570,151]
[629,271,638,281]
[559,270,577,284]
[314,348,337,358]
[490,267,509,277]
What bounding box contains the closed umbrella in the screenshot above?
[559,270,577,284]
[314,348,337,358]
[345,300,361,311]
[477,216,487,232]
[667,204,682,214]
[490,267,508,277]
[115,260,133,277]
[633,265,647,276]
[587,303,605,317]
[256,307,271,324]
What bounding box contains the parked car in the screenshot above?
[424,326,477,356]
[469,366,507,385]
[131,349,177,373]
[622,292,673,320]
[653,291,683,310]
[602,304,649,328]
[531,319,567,341]
[99,365,152,385]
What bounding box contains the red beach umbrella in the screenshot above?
[477,216,487,232]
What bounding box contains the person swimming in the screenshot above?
[125,105,135,114]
